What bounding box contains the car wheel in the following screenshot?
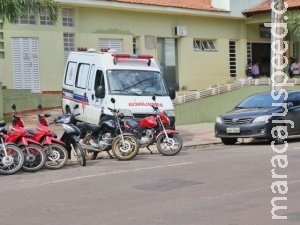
[221,138,237,145]
[271,125,286,145]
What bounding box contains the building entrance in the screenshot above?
[250,42,271,77]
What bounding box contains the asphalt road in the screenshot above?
[1,140,300,225]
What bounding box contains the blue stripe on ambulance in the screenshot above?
[62,89,89,105]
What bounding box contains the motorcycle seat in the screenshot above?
[126,119,139,129]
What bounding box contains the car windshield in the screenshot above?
[236,92,286,108]
[106,70,169,96]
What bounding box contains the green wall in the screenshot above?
[174,85,300,125]
[2,89,61,116]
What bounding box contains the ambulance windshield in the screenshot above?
[107,70,169,96]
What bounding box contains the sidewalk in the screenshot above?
[18,108,221,149]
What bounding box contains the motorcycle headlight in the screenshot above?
[216,116,222,124]
[118,109,133,117]
[252,115,272,123]
[61,117,71,124]
[164,110,175,117]
[62,124,75,132]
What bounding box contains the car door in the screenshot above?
[283,92,300,135]
[84,68,105,124]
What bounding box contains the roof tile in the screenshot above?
[244,0,300,16]
[109,0,228,12]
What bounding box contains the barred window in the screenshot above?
[64,33,75,62]
[194,40,217,51]
[62,8,75,27]
[17,8,36,24]
[40,8,54,25]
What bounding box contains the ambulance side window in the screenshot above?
[87,64,95,91]
[75,63,90,89]
[94,70,105,92]
[64,61,77,86]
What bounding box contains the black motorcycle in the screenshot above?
[80,98,139,161]
[52,105,86,166]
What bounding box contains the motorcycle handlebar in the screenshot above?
[151,105,159,111]
[108,107,118,113]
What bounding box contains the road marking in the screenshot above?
[204,179,300,201]
[42,162,195,185]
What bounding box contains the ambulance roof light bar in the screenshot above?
[111,53,153,66]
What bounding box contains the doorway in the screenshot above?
[249,42,271,77]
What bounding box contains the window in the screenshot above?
[63,33,75,62]
[94,70,104,91]
[247,42,252,61]
[133,37,138,54]
[64,61,77,86]
[17,8,36,24]
[62,8,75,27]
[229,41,237,77]
[194,40,217,51]
[40,8,54,25]
[76,63,90,89]
[99,39,122,53]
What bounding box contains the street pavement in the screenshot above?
[14,108,222,153]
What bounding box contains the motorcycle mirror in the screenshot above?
[74,104,79,109]
[37,104,42,110]
[152,96,156,101]
[11,103,16,111]
[44,113,51,118]
[168,87,176,100]
[111,98,115,104]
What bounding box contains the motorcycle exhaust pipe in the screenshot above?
[80,143,109,152]
[80,143,102,152]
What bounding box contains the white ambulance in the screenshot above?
[62,48,176,128]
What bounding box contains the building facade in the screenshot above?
[0,0,299,94]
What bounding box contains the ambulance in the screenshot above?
[61,48,176,128]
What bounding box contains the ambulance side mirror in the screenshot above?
[95,86,105,98]
[168,87,176,100]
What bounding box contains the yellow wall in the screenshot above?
[1,5,286,92]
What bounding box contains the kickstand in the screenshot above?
[147,146,153,154]
[106,151,114,159]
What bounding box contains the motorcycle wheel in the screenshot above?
[72,142,86,166]
[21,144,46,172]
[44,143,68,170]
[82,134,99,160]
[111,135,139,161]
[0,144,25,175]
[156,133,183,156]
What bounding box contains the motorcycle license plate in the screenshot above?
[226,127,240,133]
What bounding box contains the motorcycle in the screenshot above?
[3,104,47,172]
[123,96,183,156]
[51,104,86,166]
[80,98,139,161]
[0,121,25,175]
[26,104,69,170]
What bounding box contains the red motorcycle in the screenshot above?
[4,105,46,172]
[26,104,69,170]
[123,96,183,156]
[0,121,25,175]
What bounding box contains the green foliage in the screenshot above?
[286,10,300,36]
[0,0,60,23]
